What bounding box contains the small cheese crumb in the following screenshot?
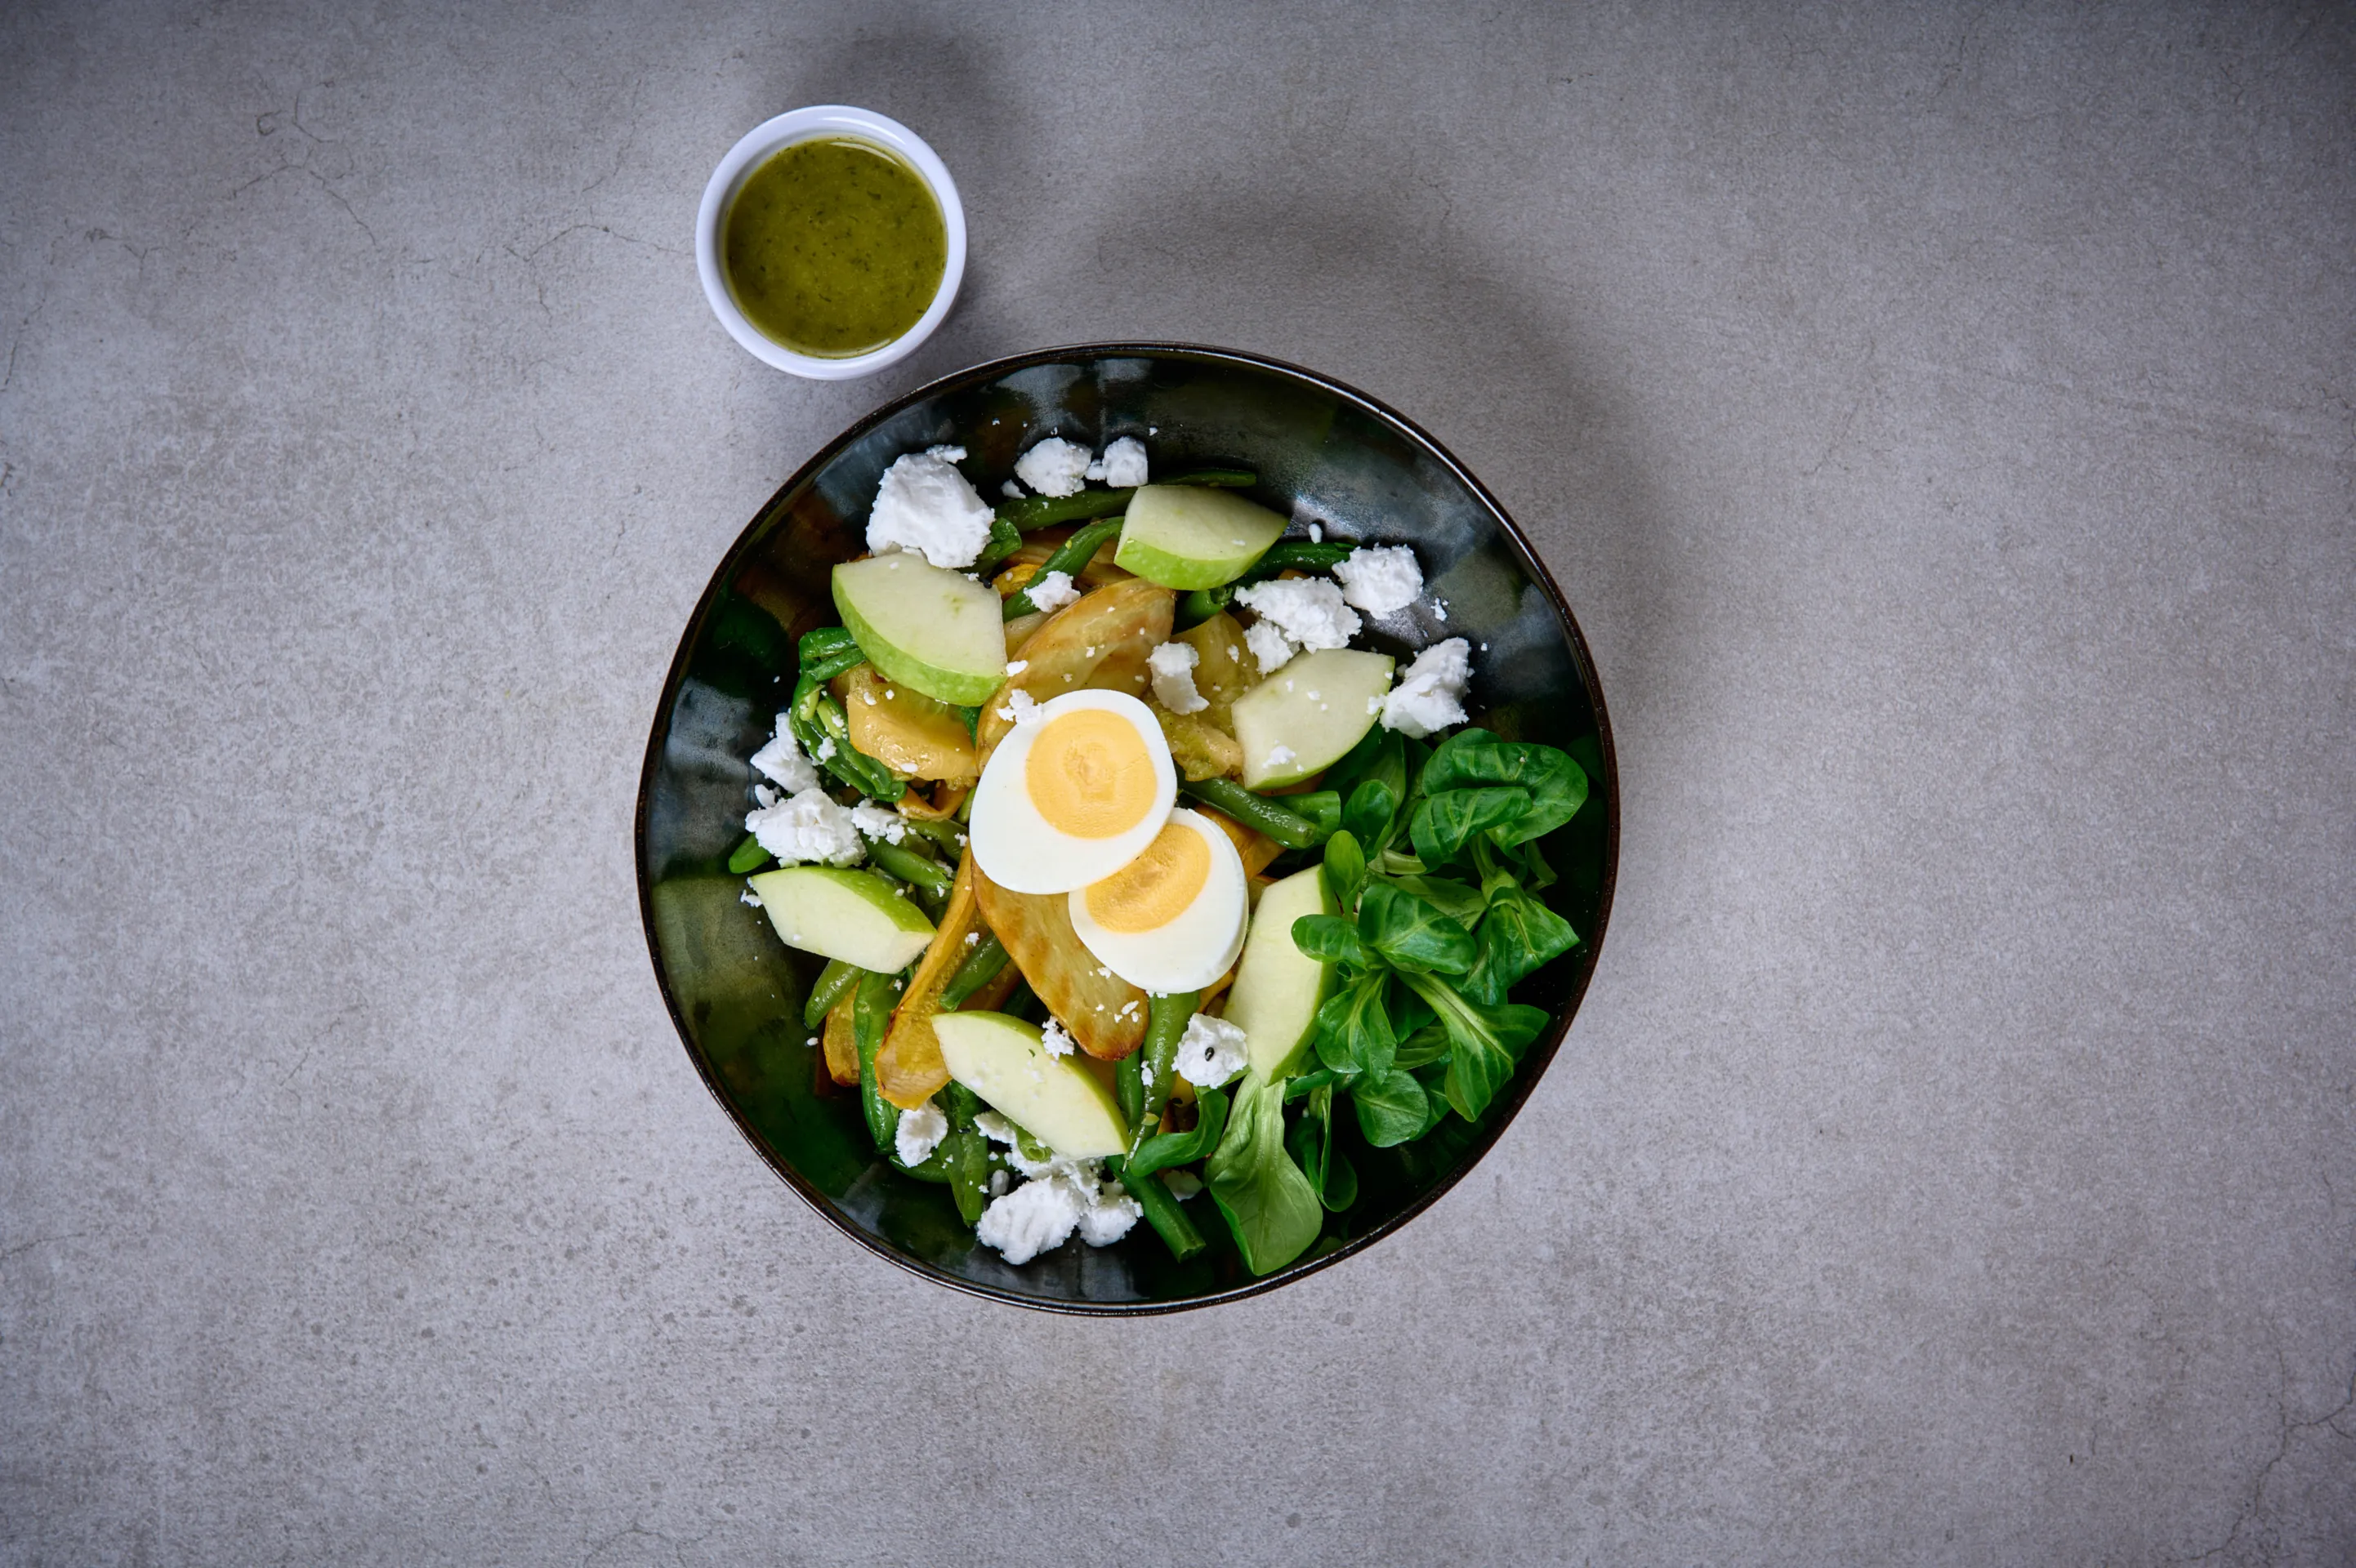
[814,736,837,762]
[1098,435,1149,488]
[867,445,994,569]
[1332,544,1424,617]
[1001,479,1025,499]
[894,1099,948,1167]
[752,782,777,808]
[1244,619,1295,675]
[1264,743,1296,770]
[1432,599,1449,621]
[1025,569,1080,612]
[745,787,865,866]
[740,887,763,907]
[1174,1013,1248,1089]
[1005,659,1029,675]
[964,931,979,947]
[1380,637,1472,738]
[994,688,1042,727]
[850,801,907,844]
[1014,437,1093,498]
[750,724,820,795]
[1146,641,1208,714]
[1308,522,1324,542]
[1040,1020,1077,1058]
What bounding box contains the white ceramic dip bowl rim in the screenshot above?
[694,105,966,381]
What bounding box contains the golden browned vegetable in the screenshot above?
[875,849,989,1108]
[1150,698,1245,782]
[1174,610,1259,731]
[976,577,1176,766]
[822,987,860,1088]
[972,862,1149,1061]
[832,664,978,784]
[994,528,1130,593]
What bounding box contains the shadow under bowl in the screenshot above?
[636,344,1618,1313]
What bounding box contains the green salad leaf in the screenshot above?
[1400,970,1550,1122]
[1321,830,1368,917]
[1357,882,1475,975]
[1313,970,1398,1076]
[1421,728,1589,847]
[1464,883,1580,1005]
[1207,1073,1323,1276]
[1350,1067,1431,1147]
[1410,786,1532,866]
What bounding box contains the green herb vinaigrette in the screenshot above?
[722,136,946,359]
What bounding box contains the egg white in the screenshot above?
[968,688,1178,894]
[1066,808,1249,993]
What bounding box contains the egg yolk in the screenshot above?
[1084,820,1211,933]
[1024,708,1159,840]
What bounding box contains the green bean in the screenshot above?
[898,815,966,858]
[1002,516,1125,621]
[1128,991,1200,1157]
[801,958,861,1028]
[727,833,771,874]
[1180,777,1324,849]
[853,969,902,1155]
[974,517,1023,572]
[937,934,1010,1012]
[944,1129,994,1224]
[797,626,868,683]
[796,681,904,802]
[1109,1154,1206,1262]
[867,838,952,906]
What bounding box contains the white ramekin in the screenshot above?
[694,106,966,381]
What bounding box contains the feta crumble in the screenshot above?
[969,1138,1142,1263]
[894,1099,948,1167]
[752,782,777,808]
[1174,1013,1248,1089]
[750,724,820,795]
[1162,1169,1203,1201]
[1146,640,1208,714]
[867,445,994,570]
[1097,435,1149,488]
[994,688,1042,727]
[1234,577,1361,671]
[1380,637,1472,738]
[1040,1019,1078,1058]
[1024,569,1080,612]
[1014,437,1093,498]
[1263,743,1297,771]
[746,786,866,866]
[850,801,907,844]
[1001,479,1025,499]
[1332,545,1424,617]
[740,887,762,907]
[1005,659,1029,675]
[1244,619,1296,675]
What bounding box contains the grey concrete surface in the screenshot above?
[2,2,2351,1562]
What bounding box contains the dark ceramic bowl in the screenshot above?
[636,345,1617,1313]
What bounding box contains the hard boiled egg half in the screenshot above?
[969,690,1178,894]
[1068,807,1247,993]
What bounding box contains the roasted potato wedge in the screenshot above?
[972,862,1149,1061]
[976,577,1175,766]
[1174,610,1258,732]
[875,849,988,1108]
[833,665,979,785]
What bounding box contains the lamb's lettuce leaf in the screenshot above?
[1207,1073,1323,1276]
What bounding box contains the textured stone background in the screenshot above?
[3,2,2351,1563]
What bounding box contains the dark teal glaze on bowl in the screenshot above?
[636,345,1617,1313]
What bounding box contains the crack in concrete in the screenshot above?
[2171,1352,2356,1566]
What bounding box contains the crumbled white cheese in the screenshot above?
[814,736,837,762]
[1098,435,1148,488]
[745,787,866,866]
[1263,743,1296,770]
[850,801,908,844]
[1005,659,1029,675]
[1333,544,1424,617]
[740,887,763,908]
[1014,437,1093,498]
[1234,577,1361,667]
[1024,569,1080,612]
[1040,1019,1077,1058]
[1380,636,1472,738]
[894,1099,948,1166]
[1162,1169,1203,1201]
[1001,479,1025,499]
[1174,1013,1248,1089]
[1308,522,1324,542]
[1146,641,1208,714]
[750,724,820,794]
[1244,619,1296,675]
[867,445,994,570]
[994,688,1042,727]
[974,1111,1021,1147]
[752,782,778,808]
[1432,599,1448,621]
[972,1149,1140,1263]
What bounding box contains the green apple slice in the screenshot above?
[1225,866,1340,1080]
[832,554,1007,705]
[1112,485,1289,590]
[1230,648,1396,789]
[747,866,936,972]
[934,1011,1127,1158]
